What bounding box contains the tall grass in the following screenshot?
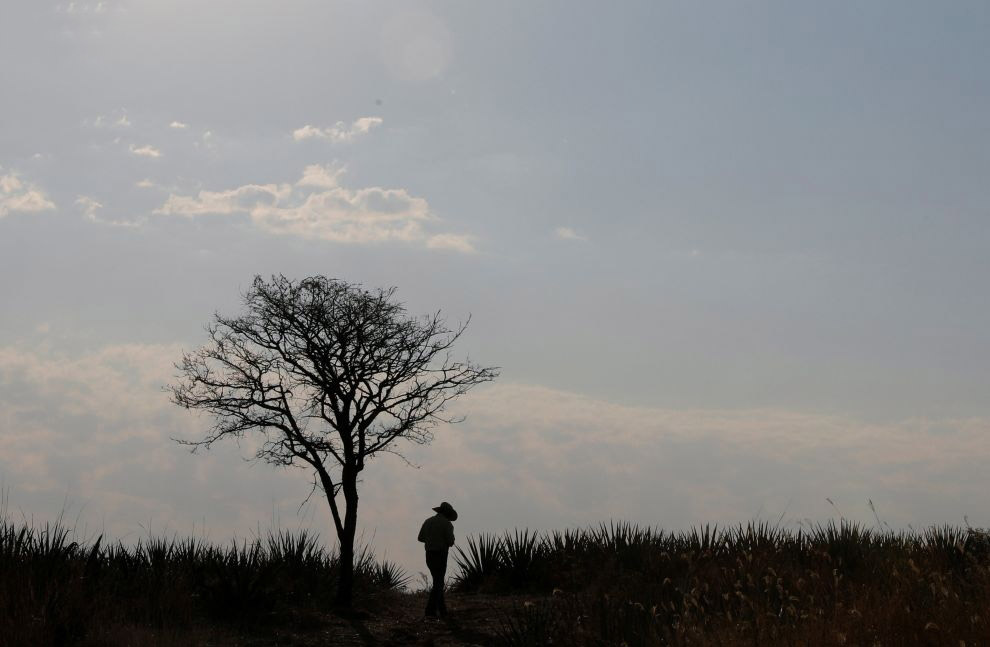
[0,515,407,646]
[453,521,990,645]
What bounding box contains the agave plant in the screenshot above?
[502,529,543,587]
[454,533,504,591]
[366,558,410,591]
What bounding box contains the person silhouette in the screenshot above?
[418,501,457,619]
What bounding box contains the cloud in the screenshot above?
[0,341,244,539]
[0,340,428,558]
[0,172,56,217]
[555,226,587,241]
[91,108,130,129]
[192,130,218,152]
[292,117,383,143]
[296,164,344,189]
[154,164,475,251]
[169,121,188,129]
[76,195,141,227]
[0,342,185,497]
[54,3,113,38]
[426,233,477,253]
[129,144,161,158]
[291,126,324,141]
[0,343,179,431]
[157,183,292,217]
[135,178,156,189]
[56,2,110,14]
[76,195,102,220]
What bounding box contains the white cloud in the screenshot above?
[249,185,429,244]
[155,165,475,251]
[555,226,587,241]
[169,121,188,129]
[296,164,344,189]
[129,144,161,158]
[292,117,383,143]
[135,178,155,189]
[427,233,477,253]
[0,172,56,217]
[157,183,291,217]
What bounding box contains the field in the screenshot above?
[2,516,988,646]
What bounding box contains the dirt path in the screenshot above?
[229,592,532,646]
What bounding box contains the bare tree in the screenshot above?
[169,275,498,606]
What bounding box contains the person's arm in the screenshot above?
[418,521,427,543]
[446,521,455,547]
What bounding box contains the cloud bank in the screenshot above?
[1,342,988,572]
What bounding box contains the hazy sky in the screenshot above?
[2,1,989,573]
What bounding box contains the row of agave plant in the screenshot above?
[0,515,408,645]
[455,521,989,592]
[453,521,990,646]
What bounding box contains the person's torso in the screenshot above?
[420,514,453,550]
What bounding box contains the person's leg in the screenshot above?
[424,551,436,616]
[435,551,449,617]
[425,550,444,617]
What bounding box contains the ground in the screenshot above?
[197,592,531,647]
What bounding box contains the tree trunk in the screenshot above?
[336,532,354,606]
[335,466,360,606]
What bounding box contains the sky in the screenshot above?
[1,0,989,574]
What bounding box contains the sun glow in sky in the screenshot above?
[2,0,989,572]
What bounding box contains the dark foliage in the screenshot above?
[0,516,406,646]
[453,521,990,646]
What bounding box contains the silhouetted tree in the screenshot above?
[169,275,498,606]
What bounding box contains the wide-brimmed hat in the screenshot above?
[432,501,458,521]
